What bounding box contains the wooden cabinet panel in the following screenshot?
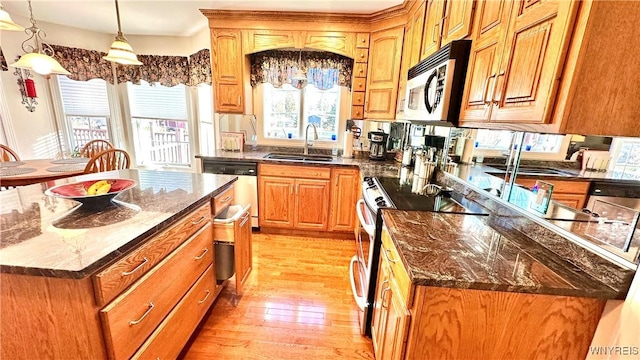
[353,78,367,92]
[93,203,211,306]
[304,31,356,58]
[550,193,587,209]
[329,168,359,232]
[259,176,295,227]
[295,179,330,230]
[132,265,216,360]
[421,0,445,60]
[213,185,234,215]
[243,29,297,53]
[441,0,475,46]
[211,29,244,113]
[515,178,589,210]
[260,164,330,179]
[357,32,370,48]
[354,62,368,78]
[234,207,252,296]
[352,92,366,106]
[382,228,413,307]
[100,223,213,360]
[352,106,365,119]
[355,48,369,63]
[365,26,404,119]
[459,41,499,122]
[408,1,426,67]
[371,258,390,358]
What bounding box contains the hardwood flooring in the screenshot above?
[181,233,374,360]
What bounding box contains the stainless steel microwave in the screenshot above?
[404,40,471,125]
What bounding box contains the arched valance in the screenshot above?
[250,50,353,90]
[50,45,114,83]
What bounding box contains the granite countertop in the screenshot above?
[196,149,403,178]
[382,210,624,299]
[0,169,236,279]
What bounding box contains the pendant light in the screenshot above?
[103,0,142,65]
[0,4,24,31]
[9,0,70,76]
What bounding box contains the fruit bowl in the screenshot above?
[45,179,136,209]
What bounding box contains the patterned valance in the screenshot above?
[250,50,353,90]
[117,54,189,87]
[0,47,7,72]
[50,45,114,83]
[189,49,212,86]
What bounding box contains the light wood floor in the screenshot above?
[181,233,374,360]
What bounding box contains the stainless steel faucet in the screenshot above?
[303,123,318,155]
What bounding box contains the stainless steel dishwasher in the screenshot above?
[202,160,259,229]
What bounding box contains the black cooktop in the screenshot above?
[376,177,488,215]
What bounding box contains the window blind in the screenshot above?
[58,76,110,116]
[127,80,187,120]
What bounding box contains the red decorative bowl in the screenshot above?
[45,179,136,208]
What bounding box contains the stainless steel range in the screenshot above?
[351,176,487,336]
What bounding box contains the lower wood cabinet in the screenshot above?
[213,205,253,296]
[329,168,360,232]
[515,178,590,209]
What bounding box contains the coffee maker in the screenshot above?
[368,131,389,160]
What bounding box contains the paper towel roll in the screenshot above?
[343,130,354,158]
[460,138,475,164]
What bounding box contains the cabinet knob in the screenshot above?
[361,38,366,43]
[360,53,365,58]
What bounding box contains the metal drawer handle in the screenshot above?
[191,215,207,225]
[492,71,506,105]
[221,196,232,203]
[483,73,497,105]
[122,257,149,276]
[382,248,399,263]
[129,301,155,326]
[194,248,209,260]
[380,280,390,309]
[197,290,211,304]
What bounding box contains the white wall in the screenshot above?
[0,15,211,159]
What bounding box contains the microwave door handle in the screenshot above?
[424,70,438,113]
[483,73,497,105]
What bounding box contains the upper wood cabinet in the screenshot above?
[421,0,474,60]
[211,29,244,113]
[303,31,357,58]
[243,29,297,54]
[459,0,577,124]
[365,26,405,120]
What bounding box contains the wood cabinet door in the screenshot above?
[420,0,445,60]
[211,29,244,113]
[381,281,411,360]
[234,208,252,296]
[371,258,391,359]
[303,31,356,58]
[409,1,427,67]
[294,179,330,230]
[441,0,475,46]
[459,0,512,122]
[259,176,295,228]
[365,26,405,119]
[490,0,577,123]
[329,168,359,232]
[243,29,297,54]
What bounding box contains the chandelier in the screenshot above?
[103,0,142,65]
[9,0,70,76]
[0,4,24,31]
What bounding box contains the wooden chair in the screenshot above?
[83,149,131,174]
[0,144,20,162]
[80,139,114,159]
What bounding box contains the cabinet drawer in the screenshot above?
[356,33,370,48]
[515,178,590,194]
[100,223,213,360]
[381,229,413,308]
[213,185,235,215]
[355,48,369,63]
[354,63,368,78]
[352,91,365,106]
[132,265,216,360]
[351,106,365,120]
[353,78,366,92]
[260,164,331,179]
[93,203,211,305]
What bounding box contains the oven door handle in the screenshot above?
[356,199,376,237]
[349,256,367,311]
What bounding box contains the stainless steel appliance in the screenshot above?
[351,176,488,336]
[202,160,259,229]
[404,40,471,125]
[368,131,388,160]
[586,181,640,212]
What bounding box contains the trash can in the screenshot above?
[213,205,245,281]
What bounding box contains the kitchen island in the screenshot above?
[0,169,237,359]
[372,209,631,360]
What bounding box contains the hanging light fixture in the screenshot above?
[9,0,70,75]
[291,49,307,89]
[0,4,24,31]
[103,0,142,65]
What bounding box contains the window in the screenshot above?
[522,133,565,153]
[474,129,514,150]
[197,84,214,155]
[611,138,640,179]
[57,76,111,152]
[263,83,340,141]
[127,80,190,166]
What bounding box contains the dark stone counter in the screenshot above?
[382,210,626,299]
[0,169,236,278]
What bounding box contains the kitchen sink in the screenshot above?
[263,153,334,162]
